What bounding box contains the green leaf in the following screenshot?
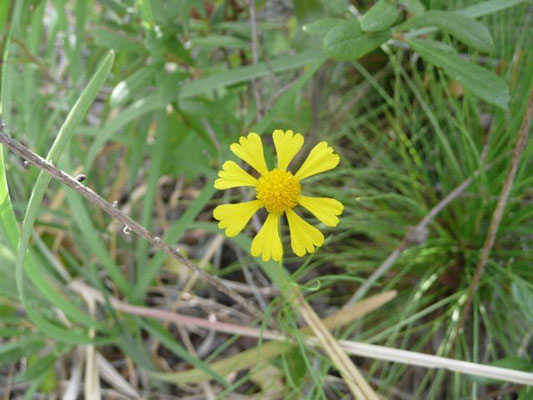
[1,15,103,338]
[302,18,344,36]
[361,0,399,33]
[15,352,59,383]
[318,0,347,14]
[400,0,425,15]
[190,35,247,49]
[398,11,494,52]
[0,337,44,368]
[511,280,533,323]
[110,67,155,107]
[16,51,115,343]
[323,20,390,60]
[407,38,509,110]
[0,1,9,32]
[253,60,324,134]
[0,22,19,249]
[458,0,528,19]
[87,49,324,173]
[179,49,324,99]
[136,111,169,274]
[282,348,307,388]
[93,27,146,53]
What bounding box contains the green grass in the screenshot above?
[0,0,532,398]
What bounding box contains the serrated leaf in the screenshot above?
[361,0,399,33]
[407,38,509,110]
[398,11,494,52]
[302,18,344,36]
[323,20,390,60]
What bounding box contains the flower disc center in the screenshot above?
[256,169,301,214]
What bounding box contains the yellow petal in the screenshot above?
[297,196,344,227]
[213,200,261,237]
[286,209,324,257]
[230,133,269,176]
[294,142,340,180]
[214,160,259,190]
[273,129,304,171]
[251,213,283,262]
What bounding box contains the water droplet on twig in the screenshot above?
[112,201,118,207]
[22,160,29,168]
[154,236,161,244]
[123,225,131,235]
[76,174,86,182]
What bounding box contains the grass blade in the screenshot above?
[15,50,115,342]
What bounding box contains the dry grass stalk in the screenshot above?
[293,289,379,400]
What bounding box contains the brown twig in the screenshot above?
[453,89,533,343]
[0,130,263,321]
[72,279,397,385]
[70,280,284,341]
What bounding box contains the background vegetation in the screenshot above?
[0,0,532,398]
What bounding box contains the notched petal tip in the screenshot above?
[273,129,305,171]
[286,209,325,257]
[230,133,269,176]
[295,141,340,180]
[229,142,240,154]
[213,179,228,189]
[250,213,282,262]
[213,201,261,238]
[214,160,258,189]
[297,196,344,227]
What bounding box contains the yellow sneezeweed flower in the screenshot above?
[213,130,344,262]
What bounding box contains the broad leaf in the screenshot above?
[407,38,509,110]
[402,0,425,15]
[303,18,344,36]
[361,0,399,33]
[323,20,390,60]
[399,10,494,52]
[458,0,528,19]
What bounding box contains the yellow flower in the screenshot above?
[213,130,344,262]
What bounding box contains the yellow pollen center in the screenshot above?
[256,169,301,214]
